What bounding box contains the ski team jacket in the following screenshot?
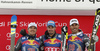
[40,34,61,51]
[14,34,40,51]
[67,31,90,51]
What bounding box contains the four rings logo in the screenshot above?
[6,45,15,50]
[6,33,19,40]
[6,45,11,50]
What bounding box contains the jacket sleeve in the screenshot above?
[83,34,90,49]
[14,38,22,51]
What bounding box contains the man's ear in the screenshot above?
[47,27,48,29]
[78,25,79,28]
[54,27,56,30]
[36,28,37,31]
[70,25,71,28]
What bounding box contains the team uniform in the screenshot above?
[67,30,90,51]
[40,31,61,51]
[15,34,40,51]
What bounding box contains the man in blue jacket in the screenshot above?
[67,18,98,51]
[40,20,62,51]
[15,22,40,51]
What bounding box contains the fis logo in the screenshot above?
[71,20,77,22]
[22,40,40,46]
[48,22,54,24]
[44,38,61,44]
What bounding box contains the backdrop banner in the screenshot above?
[0,15,100,51]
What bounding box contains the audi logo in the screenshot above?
[6,45,15,50]
[6,33,19,40]
[6,45,11,50]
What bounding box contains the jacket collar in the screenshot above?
[71,29,83,36]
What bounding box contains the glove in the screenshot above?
[20,29,27,36]
[93,35,99,42]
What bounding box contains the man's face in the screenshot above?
[47,26,56,35]
[70,23,79,34]
[28,26,37,36]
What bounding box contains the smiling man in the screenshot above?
[15,22,40,51]
[67,18,98,51]
[39,20,61,51]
